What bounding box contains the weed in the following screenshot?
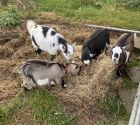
[0,5,21,28]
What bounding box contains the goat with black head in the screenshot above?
[81,29,110,65]
[107,33,134,76]
[27,20,76,61]
[17,59,81,91]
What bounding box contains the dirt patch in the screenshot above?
[0,13,123,124]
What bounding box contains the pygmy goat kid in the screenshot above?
[82,29,110,65]
[17,59,81,91]
[108,33,134,76]
[27,20,76,60]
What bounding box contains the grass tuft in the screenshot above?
[0,5,21,28]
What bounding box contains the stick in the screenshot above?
[129,82,140,125]
[84,24,140,34]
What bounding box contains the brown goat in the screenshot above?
[109,33,134,76]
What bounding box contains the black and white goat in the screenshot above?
[108,33,134,76]
[27,20,76,60]
[81,29,110,65]
[17,59,81,90]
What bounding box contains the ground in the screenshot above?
[0,12,138,125]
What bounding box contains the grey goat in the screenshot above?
[17,59,81,90]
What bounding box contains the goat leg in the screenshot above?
[61,78,67,88]
[35,48,42,55]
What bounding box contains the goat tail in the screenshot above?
[27,20,36,36]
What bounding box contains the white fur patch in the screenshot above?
[83,60,90,65]
[64,84,67,88]
[125,50,130,63]
[37,78,50,86]
[90,53,96,57]
[112,46,122,64]
[51,81,55,85]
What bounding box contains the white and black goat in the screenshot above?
[27,20,76,60]
[107,33,134,76]
[17,59,81,91]
[81,29,110,65]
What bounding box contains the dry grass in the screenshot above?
[53,54,118,106]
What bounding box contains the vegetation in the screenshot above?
[98,95,129,125]
[32,0,140,30]
[128,60,140,67]
[0,0,140,29]
[27,90,73,125]
[0,90,73,125]
[0,5,21,28]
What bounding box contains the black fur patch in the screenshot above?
[114,53,119,58]
[32,36,43,54]
[32,36,38,47]
[82,47,91,62]
[51,30,56,36]
[42,26,49,37]
[61,79,66,88]
[58,37,68,53]
[53,43,55,47]
[36,48,43,54]
[26,60,48,66]
[28,74,36,84]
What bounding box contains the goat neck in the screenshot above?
[118,49,127,65]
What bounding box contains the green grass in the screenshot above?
[123,76,138,89]
[27,89,74,125]
[127,60,140,67]
[98,95,129,125]
[0,0,140,30]
[0,90,73,125]
[0,5,21,28]
[0,96,24,125]
[33,0,140,30]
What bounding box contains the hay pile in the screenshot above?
[53,53,118,108]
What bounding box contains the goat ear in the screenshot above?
[72,42,76,49]
[122,45,129,50]
[106,43,112,51]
